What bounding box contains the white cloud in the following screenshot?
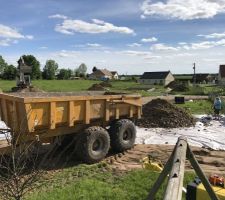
[40,46,48,49]
[141,37,158,43]
[54,18,135,35]
[86,43,102,47]
[0,39,11,46]
[127,43,142,47]
[150,43,179,51]
[141,0,225,20]
[26,35,34,40]
[119,50,152,57]
[56,50,79,57]
[48,14,68,19]
[140,14,146,19]
[0,24,33,46]
[0,24,25,39]
[198,32,225,39]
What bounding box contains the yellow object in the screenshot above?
[0,93,142,145]
[141,156,163,172]
[197,183,225,200]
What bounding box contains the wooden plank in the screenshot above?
[12,101,18,131]
[68,101,74,127]
[129,106,134,118]
[85,100,90,124]
[105,100,110,121]
[1,99,8,124]
[50,102,56,129]
[116,106,120,119]
[137,106,141,119]
[187,145,219,200]
[147,148,175,200]
[163,137,187,200]
[25,104,34,132]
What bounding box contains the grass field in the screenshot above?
[176,100,213,115]
[0,80,166,96]
[26,163,195,200]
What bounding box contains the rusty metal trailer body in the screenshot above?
[0,92,141,162]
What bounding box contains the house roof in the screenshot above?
[90,69,112,77]
[111,71,118,76]
[219,65,225,78]
[140,71,171,79]
[194,73,211,81]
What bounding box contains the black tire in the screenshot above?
[77,126,110,164]
[109,119,136,152]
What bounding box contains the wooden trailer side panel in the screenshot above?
[0,94,142,141]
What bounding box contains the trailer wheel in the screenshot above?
[78,126,110,164]
[109,119,136,152]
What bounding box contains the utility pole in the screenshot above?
[193,63,196,86]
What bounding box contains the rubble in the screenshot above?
[137,98,195,128]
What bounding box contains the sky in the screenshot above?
[0,0,225,74]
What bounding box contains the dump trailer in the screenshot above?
[0,92,142,163]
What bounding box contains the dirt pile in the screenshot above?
[11,86,44,93]
[99,82,112,87]
[88,84,105,91]
[137,98,195,128]
[88,82,112,91]
[166,81,189,92]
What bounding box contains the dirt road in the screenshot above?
[106,144,225,176]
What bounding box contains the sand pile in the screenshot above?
[137,98,195,128]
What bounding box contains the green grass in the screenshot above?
[26,163,195,200]
[0,79,168,96]
[176,100,213,115]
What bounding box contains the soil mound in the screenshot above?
[88,84,105,91]
[137,98,195,128]
[11,86,44,93]
[166,81,189,92]
[99,82,112,87]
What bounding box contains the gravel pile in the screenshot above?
[137,98,195,128]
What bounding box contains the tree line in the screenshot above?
[0,55,87,80]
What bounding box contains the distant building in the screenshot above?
[139,71,174,86]
[111,71,119,80]
[193,73,214,84]
[218,65,225,85]
[89,69,113,80]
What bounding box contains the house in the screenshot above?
[139,71,175,86]
[111,71,119,80]
[218,65,225,85]
[193,73,214,84]
[89,69,113,80]
[174,74,192,85]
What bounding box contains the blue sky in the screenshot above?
[0,0,225,74]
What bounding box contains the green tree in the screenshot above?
[57,68,72,80]
[22,55,41,79]
[0,55,8,77]
[2,65,17,80]
[77,63,87,77]
[42,60,58,80]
